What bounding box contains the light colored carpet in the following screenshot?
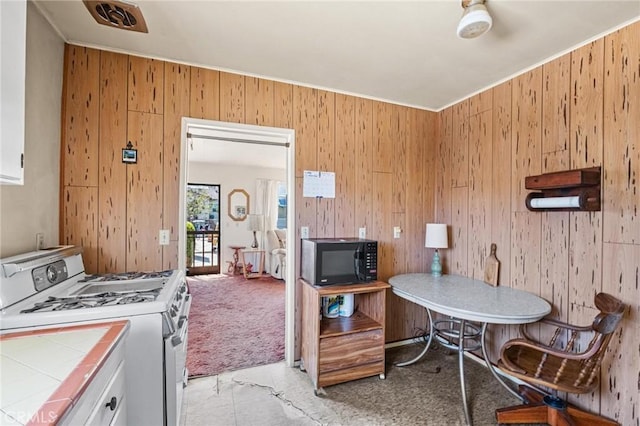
[186,273,285,377]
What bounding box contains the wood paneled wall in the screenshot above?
[436,21,639,424]
[61,20,638,422]
[60,45,436,349]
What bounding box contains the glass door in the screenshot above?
[186,183,220,275]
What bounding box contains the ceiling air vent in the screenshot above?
[83,0,148,33]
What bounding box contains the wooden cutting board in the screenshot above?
[484,243,500,286]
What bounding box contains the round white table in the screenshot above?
[389,273,551,426]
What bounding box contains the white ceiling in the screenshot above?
[33,0,640,167]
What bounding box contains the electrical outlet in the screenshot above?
[36,233,45,250]
[159,230,170,245]
[393,226,402,239]
[300,226,309,239]
[359,227,366,239]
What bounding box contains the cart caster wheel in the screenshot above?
[313,387,326,397]
[379,373,386,380]
[299,360,305,372]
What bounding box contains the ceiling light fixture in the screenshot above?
[457,0,492,39]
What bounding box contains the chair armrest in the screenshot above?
[519,317,592,345]
[271,248,286,256]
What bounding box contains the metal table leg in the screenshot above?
[458,319,472,426]
[480,323,524,402]
[395,308,435,367]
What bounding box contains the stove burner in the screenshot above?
[78,270,173,283]
[19,289,162,313]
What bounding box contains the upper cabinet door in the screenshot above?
[0,0,26,185]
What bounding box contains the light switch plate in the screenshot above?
[159,230,170,245]
[393,226,402,239]
[301,226,309,239]
[359,227,366,239]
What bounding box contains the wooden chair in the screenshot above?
[495,292,626,426]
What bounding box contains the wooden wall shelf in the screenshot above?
[525,167,601,212]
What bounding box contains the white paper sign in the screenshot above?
[303,170,335,198]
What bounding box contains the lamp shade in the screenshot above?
[425,223,448,249]
[247,214,264,232]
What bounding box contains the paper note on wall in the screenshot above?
[303,170,336,198]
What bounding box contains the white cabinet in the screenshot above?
[60,338,127,426]
[0,0,26,185]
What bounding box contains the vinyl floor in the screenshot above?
[180,343,533,426]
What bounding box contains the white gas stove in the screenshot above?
[0,246,191,426]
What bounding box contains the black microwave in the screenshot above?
[301,238,378,286]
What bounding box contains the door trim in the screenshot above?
[179,118,296,367]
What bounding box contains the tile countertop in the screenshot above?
[0,320,129,426]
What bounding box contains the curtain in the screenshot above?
[256,179,280,272]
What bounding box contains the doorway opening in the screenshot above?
[186,183,221,276]
[179,118,296,370]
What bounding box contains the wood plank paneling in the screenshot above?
[542,55,570,154]
[603,24,640,245]
[126,111,163,271]
[540,54,571,322]
[491,81,512,288]
[334,94,356,237]
[600,242,640,426]
[293,85,317,176]
[245,77,274,126]
[540,151,570,321]
[468,109,492,281]
[163,62,190,258]
[391,106,407,214]
[569,40,604,317]
[62,45,100,187]
[273,81,293,129]
[469,90,492,115]
[512,68,543,212]
[63,186,98,273]
[355,98,374,233]
[372,103,393,173]
[451,100,469,188]
[372,172,393,280]
[436,107,453,223]
[406,108,426,272]
[59,21,640,421]
[189,68,219,120]
[97,51,127,274]
[489,81,512,360]
[317,90,335,237]
[128,56,163,114]
[449,187,468,276]
[219,71,244,123]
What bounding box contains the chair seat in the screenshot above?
[499,344,600,394]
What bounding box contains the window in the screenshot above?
[276,182,287,229]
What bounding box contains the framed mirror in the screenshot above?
[228,189,250,221]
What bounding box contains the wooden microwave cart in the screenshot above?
[300,279,389,395]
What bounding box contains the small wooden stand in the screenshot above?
[241,249,265,279]
[300,279,389,394]
[227,245,245,274]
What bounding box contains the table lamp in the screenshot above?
[425,223,448,276]
[247,214,264,248]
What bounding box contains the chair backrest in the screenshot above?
[483,243,499,286]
